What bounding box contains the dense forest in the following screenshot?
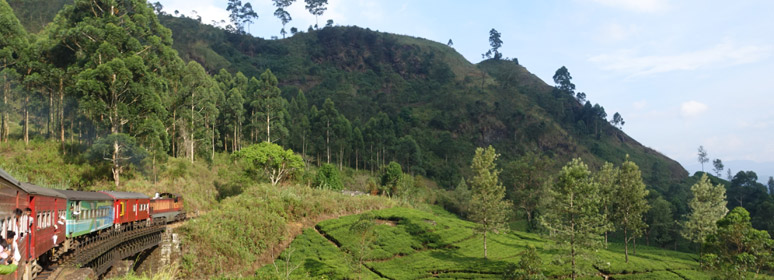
[1,0,773,264]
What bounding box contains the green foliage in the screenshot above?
[233,142,303,185]
[313,163,343,190]
[438,178,471,218]
[612,156,650,262]
[596,161,618,245]
[380,161,402,195]
[468,146,511,259]
[645,195,676,247]
[703,207,774,279]
[540,158,605,280]
[259,207,726,280]
[503,245,546,280]
[181,183,394,278]
[86,133,148,188]
[682,174,728,246]
[502,151,552,229]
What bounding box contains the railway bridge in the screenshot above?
[35,223,174,280]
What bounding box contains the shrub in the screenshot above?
[314,163,343,190]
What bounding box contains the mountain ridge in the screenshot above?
[6,0,688,193]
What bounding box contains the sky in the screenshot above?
[156,0,774,182]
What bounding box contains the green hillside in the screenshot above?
[254,207,770,279]
[158,15,688,185]
[4,0,687,191]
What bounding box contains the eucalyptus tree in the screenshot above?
[315,98,340,164]
[255,69,286,143]
[304,0,328,28]
[488,28,503,60]
[712,159,724,177]
[697,145,709,172]
[179,61,218,162]
[48,0,176,185]
[0,0,28,142]
[287,90,310,162]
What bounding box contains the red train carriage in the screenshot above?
[149,193,185,224]
[17,183,66,262]
[0,170,30,279]
[99,191,150,230]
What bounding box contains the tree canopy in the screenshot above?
[233,142,303,186]
[468,146,510,259]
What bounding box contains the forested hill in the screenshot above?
[5,0,687,191]
[157,15,688,186]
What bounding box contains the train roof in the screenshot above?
[100,191,150,200]
[152,192,181,199]
[55,189,114,201]
[0,168,20,187]
[18,182,67,198]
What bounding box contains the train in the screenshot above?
[0,168,185,280]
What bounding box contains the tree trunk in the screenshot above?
[191,91,195,162]
[326,121,331,163]
[483,229,488,259]
[48,89,53,138]
[24,94,29,145]
[210,118,215,161]
[624,227,629,263]
[571,197,576,280]
[112,139,121,188]
[59,77,65,145]
[266,112,270,142]
[633,236,637,255]
[172,109,176,157]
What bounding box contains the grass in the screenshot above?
[179,183,396,278]
[252,207,773,280]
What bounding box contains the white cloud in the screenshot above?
[591,0,671,13]
[598,23,638,42]
[589,41,772,76]
[633,100,647,110]
[680,100,708,118]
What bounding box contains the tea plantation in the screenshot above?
[254,207,774,279]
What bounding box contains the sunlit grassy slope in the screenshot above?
[253,207,773,280]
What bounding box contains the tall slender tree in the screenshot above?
[682,174,728,264]
[612,156,650,262]
[255,69,286,143]
[697,146,709,172]
[0,0,28,142]
[468,146,511,259]
[541,158,605,280]
[596,162,618,247]
[488,28,503,60]
[712,159,724,177]
[304,0,328,28]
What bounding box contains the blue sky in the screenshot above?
[156,0,774,182]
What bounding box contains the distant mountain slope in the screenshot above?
[6,0,69,33]
[157,15,687,188]
[7,4,687,192]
